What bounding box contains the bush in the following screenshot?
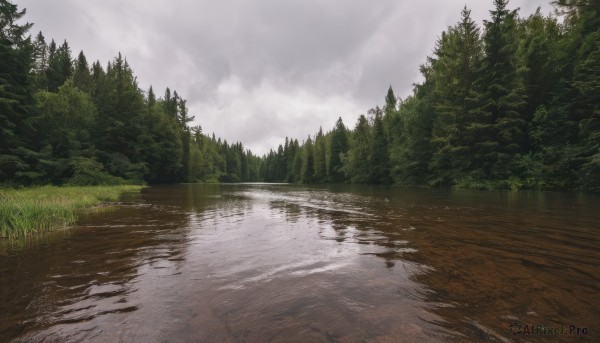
[67,157,127,186]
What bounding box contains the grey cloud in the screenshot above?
[20,0,554,155]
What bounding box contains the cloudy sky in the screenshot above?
[20,0,553,155]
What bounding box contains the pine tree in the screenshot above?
[142,85,183,183]
[383,86,397,134]
[147,86,156,109]
[476,0,527,182]
[344,114,371,183]
[0,0,35,183]
[31,31,48,90]
[384,86,397,116]
[290,140,303,182]
[93,53,148,181]
[429,7,482,185]
[369,107,390,183]
[314,127,327,182]
[302,136,315,183]
[72,50,92,93]
[46,40,72,92]
[389,82,435,185]
[554,0,600,191]
[328,117,348,182]
[276,144,285,181]
[177,98,193,182]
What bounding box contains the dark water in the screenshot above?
[0,184,598,342]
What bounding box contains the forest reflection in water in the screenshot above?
[0,184,598,342]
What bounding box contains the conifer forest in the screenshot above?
[1,0,599,191]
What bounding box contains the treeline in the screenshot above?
[0,0,261,185]
[2,0,598,191]
[262,0,600,191]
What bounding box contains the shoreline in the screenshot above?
[0,185,144,239]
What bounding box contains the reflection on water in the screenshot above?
[0,184,598,342]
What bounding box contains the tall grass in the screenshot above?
[0,185,143,238]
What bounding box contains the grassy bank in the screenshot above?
[0,185,144,239]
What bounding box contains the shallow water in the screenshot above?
[0,184,598,342]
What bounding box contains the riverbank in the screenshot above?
[0,185,144,238]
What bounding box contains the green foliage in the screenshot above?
[390,93,435,185]
[314,128,327,182]
[2,0,599,192]
[46,40,72,92]
[35,80,96,157]
[0,0,35,183]
[344,115,371,183]
[302,136,315,183]
[72,50,92,93]
[1,0,267,187]
[66,157,128,186]
[290,140,303,183]
[428,7,482,186]
[369,107,390,183]
[328,117,349,182]
[265,0,598,192]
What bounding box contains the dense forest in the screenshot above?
[0,0,262,186]
[1,0,599,191]
[261,0,600,192]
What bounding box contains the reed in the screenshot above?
[0,185,143,238]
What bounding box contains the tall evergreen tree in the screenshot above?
[429,7,482,185]
[72,50,92,93]
[389,81,436,185]
[31,31,48,90]
[142,86,183,183]
[383,86,397,134]
[384,86,397,116]
[290,140,303,183]
[93,53,148,181]
[344,115,371,183]
[314,127,327,182]
[0,0,35,183]
[302,136,315,183]
[369,107,390,183]
[476,0,527,181]
[177,97,193,182]
[46,40,72,92]
[328,117,349,182]
[554,0,600,191]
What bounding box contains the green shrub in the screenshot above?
[66,157,127,186]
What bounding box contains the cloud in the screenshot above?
[19,0,554,154]
[194,76,363,154]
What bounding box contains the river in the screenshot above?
[0,184,598,342]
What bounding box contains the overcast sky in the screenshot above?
[20,0,553,155]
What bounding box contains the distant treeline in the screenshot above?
[2,0,599,191]
[1,0,262,185]
[261,0,600,191]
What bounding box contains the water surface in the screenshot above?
[0,184,598,342]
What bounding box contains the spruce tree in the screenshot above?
[302,136,315,183]
[328,117,348,182]
[476,0,527,182]
[314,127,327,182]
[178,98,193,182]
[429,7,482,185]
[344,115,371,183]
[46,40,72,92]
[31,31,48,90]
[369,107,390,183]
[0,0,35,183]
[72,50,92,93]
